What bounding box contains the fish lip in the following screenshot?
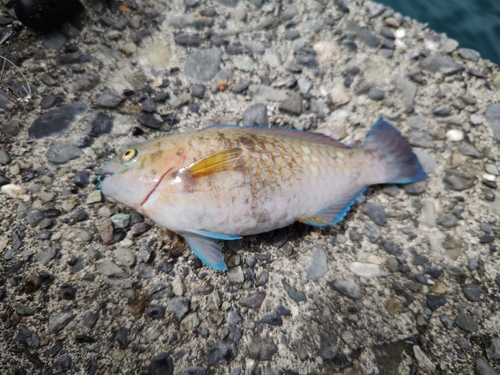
[96,172,112,190]
[140,167,174,207]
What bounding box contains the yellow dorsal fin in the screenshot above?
[186,148,243,178]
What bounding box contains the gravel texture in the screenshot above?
[1,0,500,374]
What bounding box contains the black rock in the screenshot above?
[28,103,87,139]
[347,21,380,48]
[146,305,166,319]
[74,171,90,188]
[45,340,63,357]
[232,79,251,94]
[138,113,163,129]
[167,298,190,321]
[141,98,157,113]
[260,313,283,326]
[83,311,99,329]
[56,53,92,65]
[150,353,173,375]
[174,33,204,47]
[433,107,451,116]
[228,310,242,326]
[462,284,481,302]
[61,285,77,300]
[426,294,447,311]
[319,332,338,361]
[179,367,206,375]
[381,240,400,254]
[239,291,266,308]
[40,94,56,109]
[362,203,387,226]
[282,280,307,302]
[70,209,88,223]
[26,210,45,227]
[114,327,129,349]
[191,84,206,98]
[17,327,40,348]
[248,336,277,361]
[15,0,84,32]
[54,354,72,372]
[86,113,113,137]
[206,340,237,366]
[455,313,478,332]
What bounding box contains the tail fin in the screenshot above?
[364,119,428,184]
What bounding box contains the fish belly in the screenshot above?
[142,132,379,236]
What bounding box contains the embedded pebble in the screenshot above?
[349,262,387,279]
[331,280,362,300]
[306,247,328,280]
[446,129,464,142]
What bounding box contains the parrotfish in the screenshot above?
[98,119,427,270]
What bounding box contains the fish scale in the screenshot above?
[99,120,427,270]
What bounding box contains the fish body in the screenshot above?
[99,119,427,270]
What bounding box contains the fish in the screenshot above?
[98,119,427,271]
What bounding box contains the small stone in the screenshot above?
[458,48,480,61]
[282,6,298,20]
[381,240,401,254]
[180,367,206,375]
[86,191,102,204]
[365,1,385,17]
[248,336,277,361]
[180,312,200,331]
[349,262,387,279]
[110,213,131,228]
[185,48,222,82]
[96,259,125,277]
[413,345,436,374]
[17,327,40,348]
[347,21,380,48]
[150,353,173,375]
[173,277,185,296]
[114,247,136,268]
[48,311,75,334]
[191,83,206,98]
[28,103,87,139]
[362,203,387,226]
[446,129,464,142]
[174,33,204,47]
[96,92,123,108]
[459,142,482,158]
[232,55,255,71]
[420,54,464,75]
[206,340,237,366]
[368,87,385,100]
[426,295,447,311]
[455,313,479,332]
[462,284,481,302]
[46,142,83,164]
[306,247,328,280]
[137,113,162,129]
[444,169,475,191]
[83,311,99,329]
[54,355,72,372]
[260,313,282,326]
[74,171,90,188]
[331,280,362,300]
[146,304,166,319]
[486,337,500,361]
[319,332,338,360]
[470,114,483,125]
[476,358,498,375]
[207,290,221,311]
[239,291,266,309]
[248,85,288,102]
[227,266,244,283]
[282,280,307,302]
[436,213,458,228]
[485,103,500,141]
[167,297,190,320]
[242,103,268,127]
[408,130,434,148]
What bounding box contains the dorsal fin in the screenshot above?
[202,124,351,149]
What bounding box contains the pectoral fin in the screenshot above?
[300,185,368,226]
[186,148,243,178]
[182,233,227,271]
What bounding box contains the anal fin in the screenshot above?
[182,233,227,271]
[184,228,242,240]
[299,185,368,226]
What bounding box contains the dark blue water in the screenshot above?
[377,0,500,65]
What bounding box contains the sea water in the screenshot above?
[377,0,500,66]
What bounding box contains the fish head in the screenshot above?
[97,139,181,210]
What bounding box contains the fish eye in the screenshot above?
[122,148,137,162]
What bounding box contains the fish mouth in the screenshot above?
[140,167,174,207]
[95,172,112,190]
